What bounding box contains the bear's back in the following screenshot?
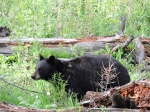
[65,54,130,92]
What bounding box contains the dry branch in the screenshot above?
[110,36,134,53]
[0,75,43,94]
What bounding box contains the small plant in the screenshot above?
[100,105,107,112]
[47,73,79,108]
[96,61,118,92]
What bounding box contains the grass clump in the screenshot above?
[0,0,150,38]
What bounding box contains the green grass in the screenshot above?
[0,0,150,38]
[0,42,149,109]
[0,76,79,109]
[0,0,150,109]
[0,44,79,109]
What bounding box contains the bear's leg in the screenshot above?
[70,87,85,100]
[66,79,85,100]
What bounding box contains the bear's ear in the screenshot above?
[39,54,45,61]
[48,55,55,64]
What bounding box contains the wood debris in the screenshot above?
[0,101,146,112]
[134,37,145,64]
[80,80,150,111]
[0,101,56,112]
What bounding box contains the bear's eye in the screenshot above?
[38,68,41,71]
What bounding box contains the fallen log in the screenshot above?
[0,37,150,63]
[0,101,147,112]
[0,46,15,56]
[80,80,150,111]
[0,37,117,56]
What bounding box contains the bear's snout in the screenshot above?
[31,75,36,80]
[31,73,41,80]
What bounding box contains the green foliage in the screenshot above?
[48,73,78,108]
[100,105,107,112]
[0,0,150,38]
[0,45,79,109]
[98,46,134,71]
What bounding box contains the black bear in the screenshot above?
[31,54,130,99]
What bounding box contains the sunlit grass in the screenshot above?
[0,0,149,38]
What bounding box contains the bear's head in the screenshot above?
[31,54,69,81]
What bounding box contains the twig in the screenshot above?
[0,76,43,94]
[0,74,10,78]
[121,35,134,48]
[136,76,148,82]
[110,36,134,53]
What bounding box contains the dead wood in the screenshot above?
[80,80,150,111]
[0,36,150,68]
[0,46,15,56]
[97,35,122,42]
[145,44,150,57]
[134,37,145,64]
[0,101,56,112]
[110,36,134,53]
[0,43,6,47]
[0,102,145,112]
[111,92,137,109]
[119,15,126,35]
[0,75,43,94]
[81,108,142,112]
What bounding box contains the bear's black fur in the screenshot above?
[31,54,130,99]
